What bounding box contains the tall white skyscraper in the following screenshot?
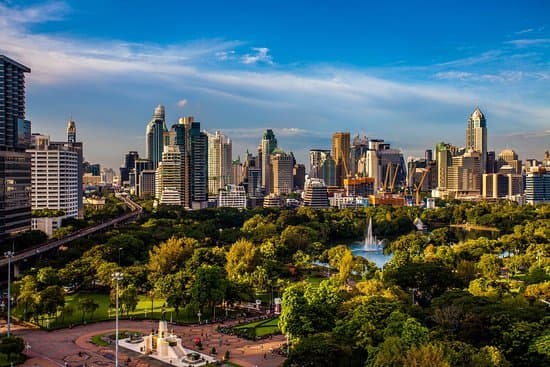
[208,131,232,195]
[29,134,79,219]
[466,106,487,174]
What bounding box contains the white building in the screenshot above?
[155,145,184,206]
[218,184,246,208]
[29,134,79,219]
[208,131,232,195]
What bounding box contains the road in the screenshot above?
[0,194,142,267]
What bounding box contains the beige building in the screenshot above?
[497,149,522,174]
[465,107,487,173]
[155,145,184,206]
[271,149,294,195]
[207,131,232,195]
[447,150,481,196]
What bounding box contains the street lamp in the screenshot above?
[4,251,14,337]
[111,272,123,367]
[197,311,202,324]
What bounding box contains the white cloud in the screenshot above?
[515,28,534,34]
[241,47,273,65]
[177,99,188,108]
[507,38,550,47]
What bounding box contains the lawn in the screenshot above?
[234,317,280,338]
[13,292,201,329]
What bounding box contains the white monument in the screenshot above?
[120,320,217,366]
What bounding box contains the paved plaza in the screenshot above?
[0,319,285,367]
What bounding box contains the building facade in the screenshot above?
[332,132,351,187]
[218,184,246,208]
[208,131,232,195]
[146,105,167,170]
[0,55,32,240]
[465,106,487,174]
[29,134,79,219]
[271,149,294,195]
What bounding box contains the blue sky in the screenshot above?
[1,0,549,169]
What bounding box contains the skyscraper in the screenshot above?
[29,134,79,219]
[351,135,369,176]
[466,107,487,174]
[271,149,294,195]
[261,129,277,193]
[0,55,32,240]
[155,145,184,205]
[207,131,232,195]
[120,151,139,184]
[165,117,208,209]
[146,105,167,169]
[332,132,351,187]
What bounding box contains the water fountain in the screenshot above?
[349,217,391,268]
[363,217,384,251]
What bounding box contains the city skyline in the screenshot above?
[1,1,549,169]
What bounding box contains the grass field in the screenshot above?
[234,317,280,337]
[13,292,202,329]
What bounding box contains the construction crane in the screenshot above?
[382,162,392,192]
[415,167,430,206]
[390,163,400,193]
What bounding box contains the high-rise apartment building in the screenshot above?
[232,159,243,186]
[525,167,550,204]
[332,132,351,187]
[218,185,247,209]
[261,129,277,193]
[293,164,306,190]
[120,151,139,183]
[466,107,487,174]
[0,55,32,240]
[207,131,232,195]
[271,149,294,195]
[29,134,79,219]
[155,145,184,205]
[146,105,167,169]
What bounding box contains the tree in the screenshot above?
[338,249,353,284]
[37,286,65,319]
[156,270,192,316]
[120,284,139,316]
[477,254,502,280]
[80,297,99,322]
[15,275,38,320]
[191,265,226,315]
[284,333,350,367]
[147,236,190,282]
[36,267,59,289]
[225,238,257,281]
[403,343,450,367]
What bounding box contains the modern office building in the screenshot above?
[482,173,523,199]
[29,134,79,219]
[271,149,294,195]
[351,135,369,176]
[320,154,336,187]
[293,164,306,190]
[261,129,277,193]
[218,184,246,208]
[146,105,167,169]
[208,131,232,195]
[435,142,463,190]
[101,168,115,184]
[0,55,32,240]
[120,150,139,183]
[465,106,487,174]
[525,167,550,204]
[303,178,329,208]
[139,170,156,198]
[232,159,243,186]
[165,117,208,209]
[309,149,331,178]
[332,132,351,187]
